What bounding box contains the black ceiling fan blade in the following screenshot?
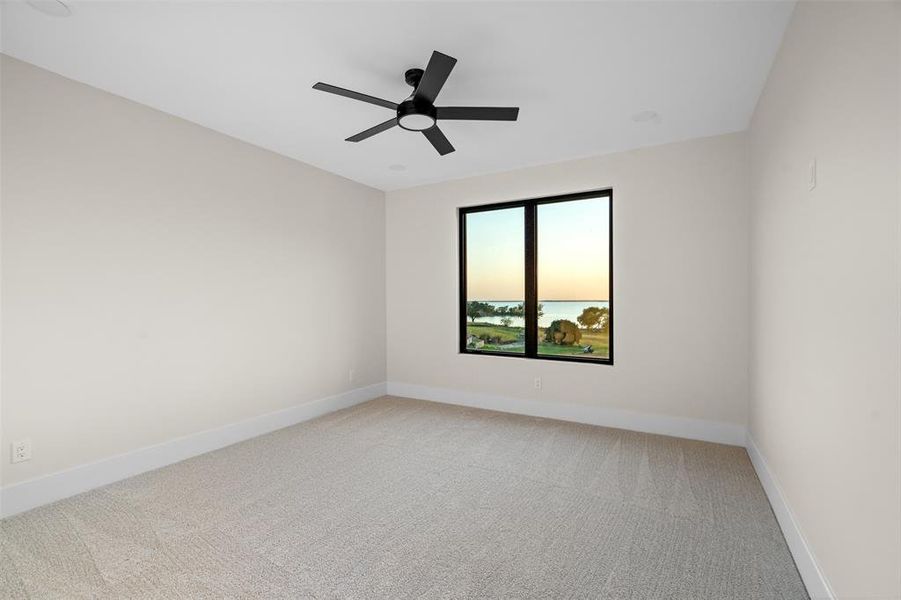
[312,82,397,110]
[413,51,457,105]
[422,126,455,156]
[345,118,398,142]
[437,106,519,121]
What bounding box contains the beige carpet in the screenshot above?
[0,396,807,599]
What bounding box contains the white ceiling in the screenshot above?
[1,1,794,190]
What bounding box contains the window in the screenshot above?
[459,190,613,364]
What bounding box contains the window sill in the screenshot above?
[459,349,613,366]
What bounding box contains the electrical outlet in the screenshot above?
[11,439,31,463]
[348,368,355,384]
[534,377,542,390]
[808,158,817,191]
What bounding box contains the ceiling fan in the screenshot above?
[313,51,519,156]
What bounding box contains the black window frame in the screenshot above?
[458,189,614,365]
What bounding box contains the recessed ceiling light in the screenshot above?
[26,0,71,17]
[389,164,407,172]
[632,110,660,124]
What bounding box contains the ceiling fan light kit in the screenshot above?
[313,51,519,156]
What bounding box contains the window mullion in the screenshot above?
[524,203,538,357]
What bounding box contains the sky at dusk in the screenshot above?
[466,197,610,300]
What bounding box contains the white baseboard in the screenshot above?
[0,382,386,519]
[746,434,835,600]
[386,381,746,446]
[0,380,833,600]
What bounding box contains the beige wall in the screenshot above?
[0,56,386,487]
[386,132,750,428]
[748,2,901,598]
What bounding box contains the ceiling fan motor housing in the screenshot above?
[397,98,437,131]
